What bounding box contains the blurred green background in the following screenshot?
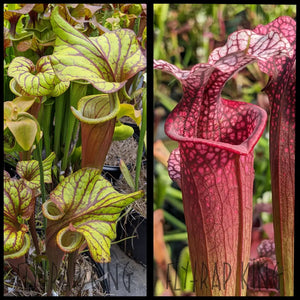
[153,4,296,296]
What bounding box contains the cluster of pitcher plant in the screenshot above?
[4,4,146,295]
[154,15,295,296]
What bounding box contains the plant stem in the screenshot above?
[66,250,79,296]
[28,211,40,256]
[42,98,55,157]
[35,138,47,231]
[135,87,146,191]
[61,82,87,171]
[54,92,67,161]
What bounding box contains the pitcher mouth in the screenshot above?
[71,93,120,125]
[165,99,267,156]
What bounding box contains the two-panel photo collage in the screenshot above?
[3,3,296,297]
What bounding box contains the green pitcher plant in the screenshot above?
[49,5,146,96]
[4,170,40,289]
[48,5,146,170]
[7,54,70,163]
[17,151,56,194]
[17,152,56,253]
[71,94,142,170]
[4,3,147,296]
[4,160,144,295]
[4,96,41,153]
[71,94,119,170]
[42,167,144,295]
[4,171,34,260]
[4,153,55,256]
[48,5,146,171]
[8,55,70,97]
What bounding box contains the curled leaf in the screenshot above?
[5,114,37,151]
[43,168,143,263]
[16,152,55,191]
[112,102,141,140]
[49,6,146,94]
[4,96,36,127]
[117,103,142,125]
[4,97,41,151]
[71,94,119,124]
[4,178,34,259]
[8,56,69,97]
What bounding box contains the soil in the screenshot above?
[104,136,139,167]
[4,251,106,296]
[103,133,147,218]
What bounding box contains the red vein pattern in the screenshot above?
[49,6,146,94]
[71,94,119,170]
[42,168,143,266]
[154,16,294,296]
[4,175,34,258]
[253,16,296,296]
[16,152,55,191]
[7,56,69,97]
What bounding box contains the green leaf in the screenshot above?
[11,95,37,113]
[7,56,69,96]
[4,127,19,153]
[119,159,135,190]
[4,96,36,121]
[117,103,141,125]
[6,114,37,151]
[113,122,134,141]
[4,227,31,260]
[4,97,42,151]
[42,168,143,262]
[4,177,34,259]
[49,6,146,94]
[178,246,194,292]
[16,152,55,191]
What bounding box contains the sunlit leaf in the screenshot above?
[43,168,143,262]
[6,114,37,151]
[4,178,34,259]
[16,152,55,191]
[4,97,41,151]
[117,103,141,125]
[4,96,36,122]
[49,6,146,94]
[7,56,70,97]
[113,122,134,141]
